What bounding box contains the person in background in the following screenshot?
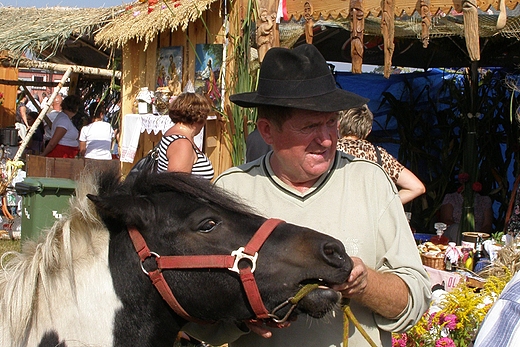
[473,270,520,347]
[41,91,49,108]
[337,104,426,205]
[15,91,30,140]
[25,111,45,155]
[157,92,214,180]
[26,93,40,112]
[439,185,493,241]
[183,44,431,347]
[41,94,81,158]
[245,127,271,162]
[43,93,63,147]
[78,102,116,160]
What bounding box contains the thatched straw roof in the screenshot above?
[0,6,126,59]
[95,0,218,49]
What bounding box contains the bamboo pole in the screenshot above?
[13,67,73,161]
[2,59,120,79]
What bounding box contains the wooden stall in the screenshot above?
[95,0,242,177]
[283,0,520,77]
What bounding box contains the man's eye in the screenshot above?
[301,124,317,133]
[326,119,337,127]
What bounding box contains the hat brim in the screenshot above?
[230,88,369,112]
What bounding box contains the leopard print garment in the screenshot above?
[337,138,404,184]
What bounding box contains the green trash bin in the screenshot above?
[15,177,76,242]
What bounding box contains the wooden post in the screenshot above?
[256,0,279,63]
[419,0,431,48]
[350,0,364,74]
[304,2,314,44]
[462,0,480,61]
[0,66,18,128]
[381,0,395,78]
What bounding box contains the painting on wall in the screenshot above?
[156,46,183,95]
[194,44,223,109]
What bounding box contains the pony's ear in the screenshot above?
[87,193,156,229]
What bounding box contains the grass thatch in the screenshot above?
[0,5,126,59]
[95,0,217,49]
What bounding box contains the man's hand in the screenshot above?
[245,318,293,339]
[332,256,368,297]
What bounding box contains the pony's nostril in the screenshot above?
[322,241,346,266]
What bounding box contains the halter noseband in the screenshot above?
[128,218,283,324]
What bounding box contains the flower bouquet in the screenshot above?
[393,271,511,347]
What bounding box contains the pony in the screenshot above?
[0,169,352,347]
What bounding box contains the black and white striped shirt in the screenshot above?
[157,134,214,180]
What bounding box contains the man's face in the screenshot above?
[269,109,338,185]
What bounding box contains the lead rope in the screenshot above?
[341,298,378,347]
[280,285,378,347]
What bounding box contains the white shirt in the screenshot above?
[52,112,79,147]
[44,110,60,141]
[79,121,114,160]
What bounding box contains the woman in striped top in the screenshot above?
[157,92,214,180]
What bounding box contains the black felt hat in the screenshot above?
[229,44,369,112]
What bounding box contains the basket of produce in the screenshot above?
[418,242,448,270]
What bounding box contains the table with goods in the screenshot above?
[394,222,519,347]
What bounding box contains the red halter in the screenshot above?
[128,218,283,323]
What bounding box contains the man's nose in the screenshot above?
[315,126,334,146]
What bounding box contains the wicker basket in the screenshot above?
[421,253,445,270]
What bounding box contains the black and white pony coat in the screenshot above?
[0,170,352,347]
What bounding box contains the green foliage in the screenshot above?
[381,69,520,233]
[226,0,260,166]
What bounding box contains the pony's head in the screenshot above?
[88,170,352,325]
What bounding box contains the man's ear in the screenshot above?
[256,118,274,145]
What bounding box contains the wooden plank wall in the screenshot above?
[120,1,233,177]
[0,67,19,128]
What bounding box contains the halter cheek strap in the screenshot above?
[127,218,283,323]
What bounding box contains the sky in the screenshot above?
[0,0,128,7]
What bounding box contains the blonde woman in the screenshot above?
[337,104,425,204]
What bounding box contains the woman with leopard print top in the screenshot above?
[337,104,425,204]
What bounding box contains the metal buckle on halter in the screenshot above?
[140,251,161,275]
[228,247,258,273]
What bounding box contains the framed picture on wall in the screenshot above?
[195,44,223,110]
[156,46,183,95]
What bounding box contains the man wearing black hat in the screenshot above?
[184,44,431,347]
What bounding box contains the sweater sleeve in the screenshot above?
[373,187,432,332]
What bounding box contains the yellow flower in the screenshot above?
[393,274,510,347]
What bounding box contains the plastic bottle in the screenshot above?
[430,222,449,245]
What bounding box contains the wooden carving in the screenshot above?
[497,0,507,30]
[381,0,395,78]
[256,7,276,63]
[420,0,431,48]
[350,0,364,74]
[462,0,480,61]
[304,2,314,44]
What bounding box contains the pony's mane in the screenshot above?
[0,168,109,343]
[123,171,256,217]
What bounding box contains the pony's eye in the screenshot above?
[199,219,219,233]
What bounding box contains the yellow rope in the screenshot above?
[290,286,378,347]
[342,299,378,347]
[289,284,319,304]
